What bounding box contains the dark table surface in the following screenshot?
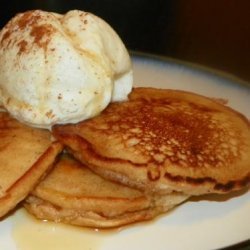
[1,0,250,84]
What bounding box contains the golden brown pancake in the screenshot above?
[25,196,179,229]
[53,87,250,195]
[0,112,63,218]
[25,154,188,228]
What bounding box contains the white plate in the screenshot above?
[0,53,249,250]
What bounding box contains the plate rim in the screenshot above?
[130,50,250,89]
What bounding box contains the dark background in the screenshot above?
[0,0,250,82]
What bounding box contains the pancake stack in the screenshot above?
[25,154,188,228]
[0,87,250,229]
[0,112,63,218]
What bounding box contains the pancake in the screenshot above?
[25,154,188,228]
[0,112,63,218]
[53,87,250,195]
[25,195,181,229]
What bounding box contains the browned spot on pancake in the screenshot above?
[164,172,250,192]
[147,165,161,181]
[164,172,214,185]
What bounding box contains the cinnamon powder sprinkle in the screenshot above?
[17,11,42,30]
[30,24,55,51]
[17,40,28,55]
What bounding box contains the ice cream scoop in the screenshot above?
[0,10,133,129]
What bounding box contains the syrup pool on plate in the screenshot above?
[12,208,107,250]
